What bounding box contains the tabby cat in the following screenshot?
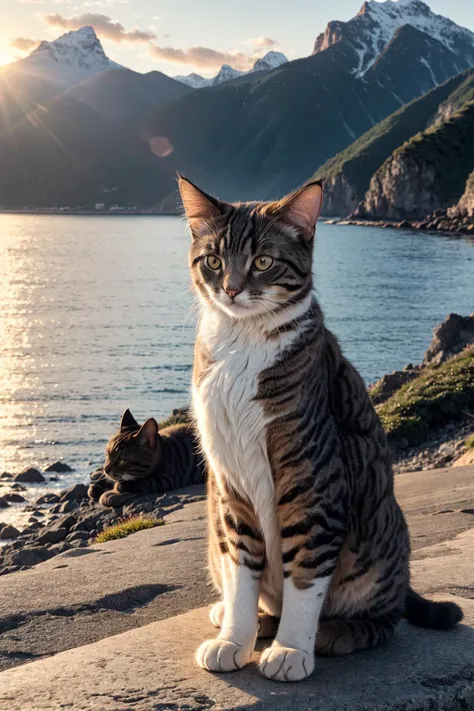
[88,409,204,507]
[179,175,463,683]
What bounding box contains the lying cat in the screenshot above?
[88,409,204,507]
[178,175,463,683]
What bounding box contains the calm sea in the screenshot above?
[1,215,473,524]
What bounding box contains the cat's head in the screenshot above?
[179,176,323,320]
[104,409,161,481]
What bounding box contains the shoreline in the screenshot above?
[0,209,180,217]
[325,216,474,236]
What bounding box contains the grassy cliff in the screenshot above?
[375,346,474,446]
[314,70,473,213]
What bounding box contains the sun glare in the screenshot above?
[0,48,15,67]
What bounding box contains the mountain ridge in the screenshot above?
[174,51,288,89]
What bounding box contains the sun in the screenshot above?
[0,48,15,67]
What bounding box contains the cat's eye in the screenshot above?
[253,256,274,272]
[206,255,222,270]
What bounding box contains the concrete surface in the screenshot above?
[0,467,473,710]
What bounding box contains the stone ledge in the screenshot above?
[0,599,473,711]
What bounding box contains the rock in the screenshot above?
[68,538,88,549]
[66,531,90,544]
[60,484,88,503]
[369,369,417,405]
[36,528,68,545]
[0,526,20,540]
[58,501,77,513]
[10,484,26,492]
[3,493,26,503]
[7,546,54,567]
[422,313,474,368]
[49,476,59,482]
[44,461,74,473]
[48,541,72,555]
[0,472,12,479]
[0,497,9,508]
[14,468,45,483]
[35,494,60,505]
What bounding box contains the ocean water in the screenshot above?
[1,215,473,525]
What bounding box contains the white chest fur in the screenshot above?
[193,306,303,599]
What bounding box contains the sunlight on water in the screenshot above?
[0,215,473,494]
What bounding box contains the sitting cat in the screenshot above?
[88,409,205,507]
[178,175,463,683]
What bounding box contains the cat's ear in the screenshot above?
[121,408,139,431]
[273,180,323,241]
[178,174,226,236]
[137,418,159,449]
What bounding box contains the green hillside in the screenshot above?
[314,69,473,212]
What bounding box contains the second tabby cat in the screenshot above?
[88,409,205,507]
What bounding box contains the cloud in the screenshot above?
[43,12,156,43]
[148,45,259,72]
[244,36,278,49]
[18,0,45,4]
[10,37,42,52]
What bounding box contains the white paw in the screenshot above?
[259,643,314,682]
[196,638,252,673]
[209,601,225,628]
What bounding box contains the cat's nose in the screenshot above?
[224,287,242,300]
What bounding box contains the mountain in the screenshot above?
[175,51,288,88]
[353,99,474,220]
[66,68,192,120]
[313,0,474,77]
[0,91,179,209]
[10,26,121,86]
[315,68,474,216]
[144,8,474,202]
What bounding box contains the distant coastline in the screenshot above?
[0,208,181,217]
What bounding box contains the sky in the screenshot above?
[1,0,474,77]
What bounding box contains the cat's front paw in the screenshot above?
[196,638,252,673]
[259,643,314,682]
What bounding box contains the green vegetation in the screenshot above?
[375,346,474,446]
[437,71,474,119]
[314,70,473,199]
[95,516,164,543]
[158,408,191,429]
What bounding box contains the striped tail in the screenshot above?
[404,587,463,630]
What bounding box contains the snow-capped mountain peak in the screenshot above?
[15,26,121,86]
[251,51,288,73]
[175,51,288,89]
[314,0,474,77]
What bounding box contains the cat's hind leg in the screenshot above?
[316,615,398,656]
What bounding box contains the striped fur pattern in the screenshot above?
[88,409,204,507]
[179,176,463,682]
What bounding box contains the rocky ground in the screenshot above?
[0,466,473,710]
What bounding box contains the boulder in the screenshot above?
[36,528,68,546]
[0,525,20,540]
[44,462,74,473]
[6,546,54,568]
[423,313,474,368]
[0,497,9,508]
[58,501,77,513]
[0,472,12,480]
[14,468,45,483]
[60,484,88,503]
[3,493,26,504]
[35,494,60,505]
